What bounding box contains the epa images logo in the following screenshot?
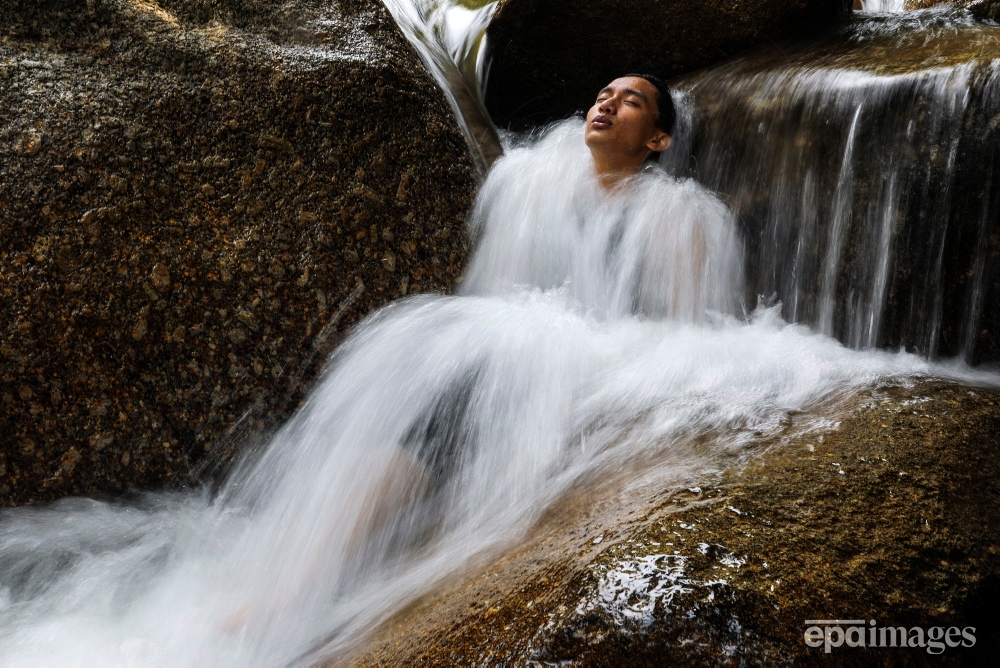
[804,619,976,654]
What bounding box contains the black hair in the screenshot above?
[625,73,676,136]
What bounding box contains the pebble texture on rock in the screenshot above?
[484,0,852,130]
[0,0,477,505]
[350,382,1000,665]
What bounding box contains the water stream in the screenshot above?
[0,2,998,667]
[663,5,1000,362]
[381,0,501,173]
[860,0,906,12]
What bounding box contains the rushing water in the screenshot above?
[663,6,1000,363]
[1,4,999,667]
[381,0,501,172]
[859,0,906,12]
[0,115,990,666]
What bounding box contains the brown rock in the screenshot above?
[969,0,1000,20]
[150,263,171,293]
[350,382,1000,665]
[0,0,476,506]
[381,251,396,273]
[131,308,149,341]
[910,0,1000,21]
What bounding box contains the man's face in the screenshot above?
[584,76,670,158]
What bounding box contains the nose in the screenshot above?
[598,95,617,114]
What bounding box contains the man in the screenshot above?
[226,75,691,631]
[584,74,677,190]
[385,74,685,512]
[368,76,681,530]
[356,75,686,536]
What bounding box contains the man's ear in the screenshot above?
[646,131,672,153]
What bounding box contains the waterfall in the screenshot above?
[859,0,906,12]
[1,4,998,668]
[0,115,991,666]
[461,121,744,321]
[662,8,1000,362]
[380,0,501,173]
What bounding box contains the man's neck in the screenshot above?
[590,150,645,191]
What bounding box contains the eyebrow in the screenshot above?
[623,88,648,102]
[596,86,648,103]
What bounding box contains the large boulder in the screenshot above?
[906,0,1000,18]
[351,381,1000,664]
[484,0,853,130]
[0,0,477,505]
[968,0,1000,19]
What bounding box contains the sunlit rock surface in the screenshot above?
[349,381,1000,665]
[483,0,852,130]
[0,0,476,505]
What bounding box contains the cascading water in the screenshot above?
[859,0,906,12]
[662,5,1000,363]
[380,0,501,172]
[0,115,973,667]
[1,4,998,668]
[462,122,744,321]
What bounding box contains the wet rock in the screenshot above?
[0,0,476,505]
[904,0,1000,21]
[907,0,1000,20]
[969,0,1000,20]
[484,0,852,130]
[351,381,1000,665]
[669,18,1000,363]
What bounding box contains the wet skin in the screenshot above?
[584,76,672,190]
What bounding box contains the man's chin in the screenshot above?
[584,130,612,149]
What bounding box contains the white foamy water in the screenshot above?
[859,0,906,12]
[463,121,743,321]
[0,119,995,667]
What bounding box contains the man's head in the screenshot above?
[626,73,676,138]
[584,75,675,173]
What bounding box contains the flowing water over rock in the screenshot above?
[381,0,501,171]
[352,380,1000,665]
[1,111,981,665]
[860,0,906,11]
[663,6,1000,363]
[1,3,999,666]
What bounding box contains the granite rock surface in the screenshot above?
[349,381,1000,665]
[0,0,477,505]
[907,0,1000,20]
